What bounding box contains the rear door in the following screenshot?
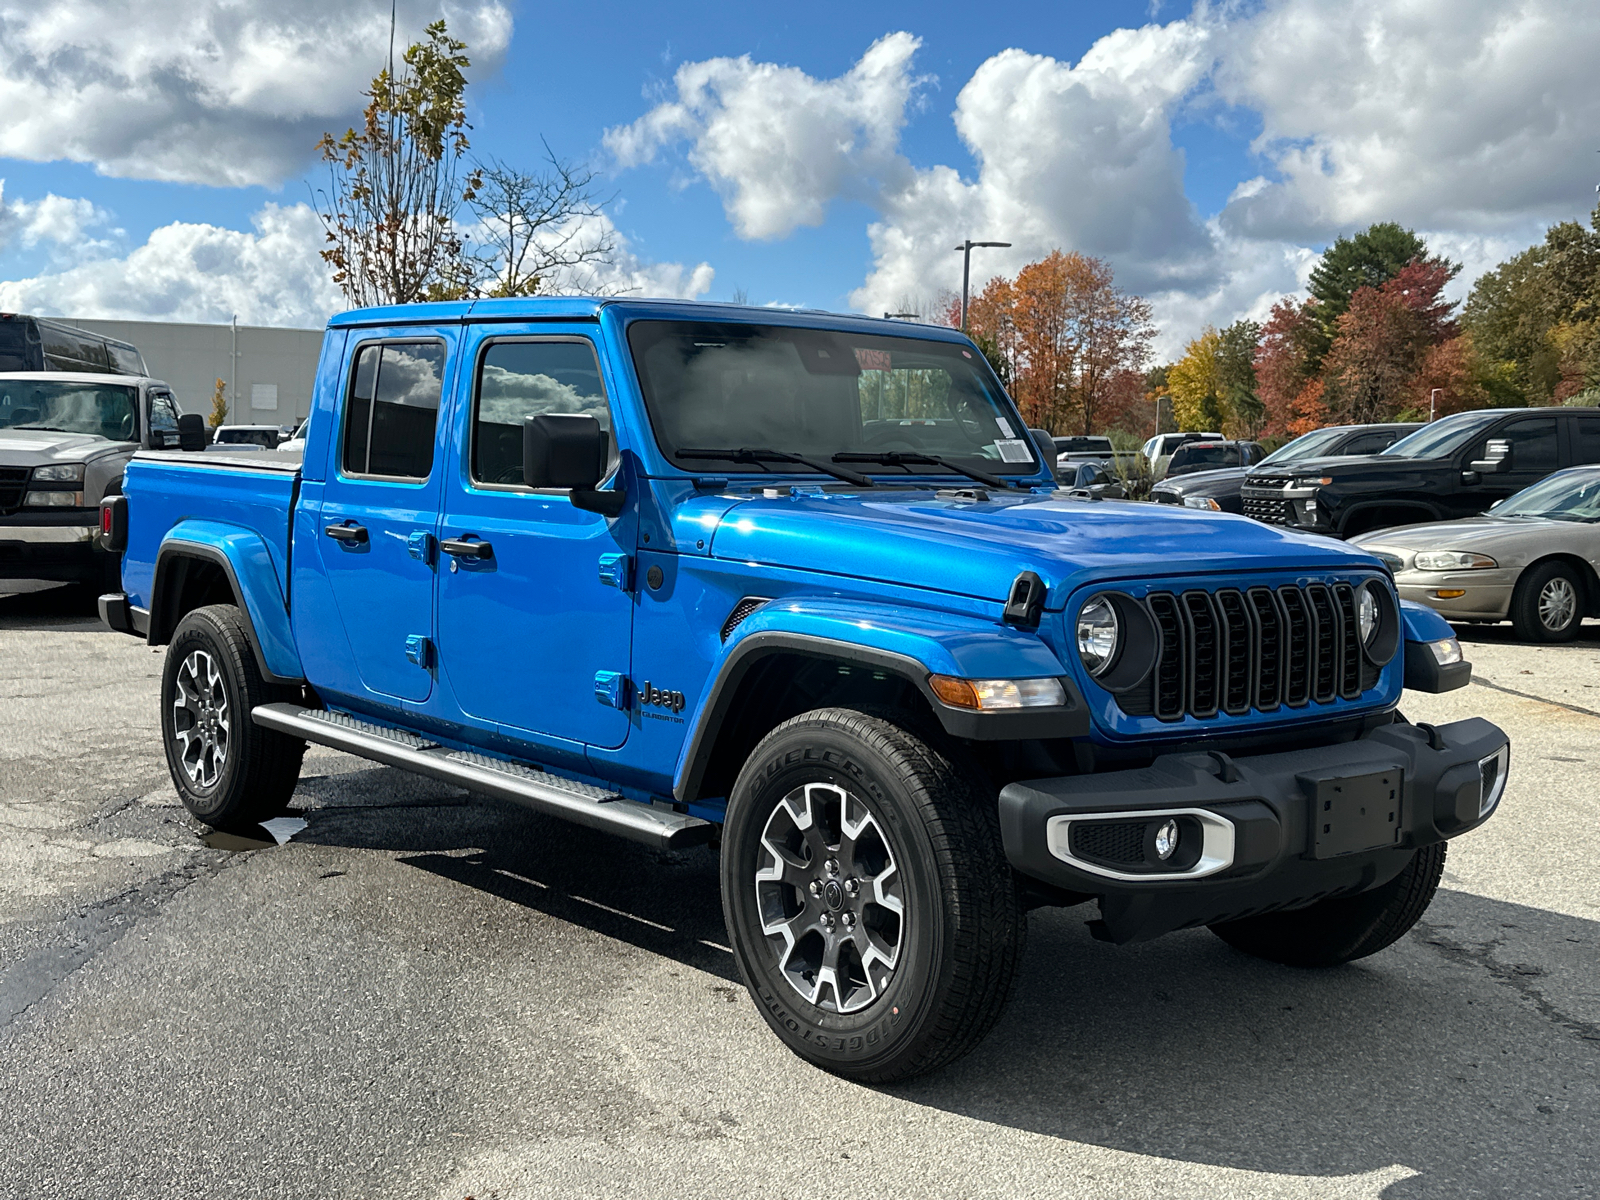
[317,330,455,703]
[434,326,635,749]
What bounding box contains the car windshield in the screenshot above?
[1494,471,1600,522]
[0,379,138,439]
[627,321,1040,479]
[1258,427,1346,465]
[1171,444,1235,469]
[1381,411,1502,459]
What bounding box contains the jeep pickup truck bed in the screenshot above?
[99,297,1509,1083]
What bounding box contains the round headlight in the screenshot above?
[1359,585,1379,645]
[1076,594,1120,676]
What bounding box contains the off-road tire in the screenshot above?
[161,604,304,828]
[721,707,1026,1083]
[1510,561,1583,642]
[1209,841,1447,967]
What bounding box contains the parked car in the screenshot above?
[1062,458,1128,499]
[1162,439,1266,480]
[0,313,147,375]
[1354,465,1600,641]
[98,297,1505,1084]
[0,371,188,588]
[1142,430,1222,477]
[1053,435,1115,456]
[1153,423,1422,513]
[1240,407,1600,538]
[212,424,287,450]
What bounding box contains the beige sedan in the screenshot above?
[1354,465,1600,642]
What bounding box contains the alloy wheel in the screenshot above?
[754,781,905,1014]
[172,649,231,789]
[1539,576,1578,633]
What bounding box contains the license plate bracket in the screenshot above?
[1303,769,1403,859]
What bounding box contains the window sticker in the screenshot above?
[995,417,1015,439]
[995,438,1032,463]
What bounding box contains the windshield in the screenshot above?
[1381,411,1502,459]
[1170,444,1236,470]
[1494,471,1600,522]
[1259,427,1346,466]
[0,379,138,439]
[627,321,1040,479]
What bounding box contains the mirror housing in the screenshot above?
[523,412,623,516]
[1469,437,1511,474]
[1026,428,1060,482]
[176,413,208,452]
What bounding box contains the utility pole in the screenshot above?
[1430,387,1441,423]
[954,240,1011,332]
[230,314,238,425]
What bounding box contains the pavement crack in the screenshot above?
[1416,919,1600,1047]
[1470,676,1600,720]
[0,853,233,1041]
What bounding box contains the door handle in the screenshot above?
[440,537,493,559]
[325,522,368,544]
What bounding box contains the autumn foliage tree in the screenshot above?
[955,250,1154,435]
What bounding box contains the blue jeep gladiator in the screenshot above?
[97,298,1510,1082]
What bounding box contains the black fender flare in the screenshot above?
[672,630,1089,802]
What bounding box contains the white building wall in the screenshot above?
[58,319,324,425]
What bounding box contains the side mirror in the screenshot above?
[1027,428,1060,482]
[523,412,623,516]
[176,413,208,452]
[1469,437,1511,474]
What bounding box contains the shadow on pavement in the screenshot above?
[292,772,1598,1197]
[0,583,104,630]
[1451,619,1600,647]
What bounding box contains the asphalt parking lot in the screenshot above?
[0,584,1595,1200]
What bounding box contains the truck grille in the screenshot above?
[0,466,27,515]
[1241,477,1292,526]
[1115,583,1381,723]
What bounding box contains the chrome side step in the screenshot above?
[252,703,712,850]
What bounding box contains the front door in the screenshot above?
[435,328,634,749]
[318,331,453,703]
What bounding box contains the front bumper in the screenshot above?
[999,716,1508,943]
[0,512,106,581]
[1395,569,1516,620]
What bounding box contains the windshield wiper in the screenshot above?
[833,450,1015,490]
[9,425,72,433]
[676,447,874,487]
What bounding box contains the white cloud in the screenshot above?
[0,182,117,256]
[0,0,513,187]
[0,202,344,326]
[610,1,1600,357]
[605,32,925,240]
[532,213,716,299]
[1213,0,1600,241]
[0,200,713,327]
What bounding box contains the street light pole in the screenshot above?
[954,240,1011,332]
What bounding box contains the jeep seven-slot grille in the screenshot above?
[1115,582,1381,722]
[0,466,27,515]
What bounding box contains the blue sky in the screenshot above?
[1,0,1595,356]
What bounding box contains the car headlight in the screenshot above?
[1075,594,1121,676]
[25,490,84,507]
[1293,476,1332,488]
[929,675,1068,710]
[1183,496,1221,510]
[1414,551,1497,571]
[31,462,86,483]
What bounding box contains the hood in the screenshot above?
[0,428,118,466]
[708,489,1382,608]
[1353,517,1559,563]
[1152,467,1246,496]
[1247,452,1444,482]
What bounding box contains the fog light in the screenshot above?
[1153,819,1179,861]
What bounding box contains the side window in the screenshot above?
[1572,418,1600,466]
[471,339,613,487]
[1340,433,1389,455]
[148,393,177,443]
[1497,417,1558,474]
[340,341,446,480]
